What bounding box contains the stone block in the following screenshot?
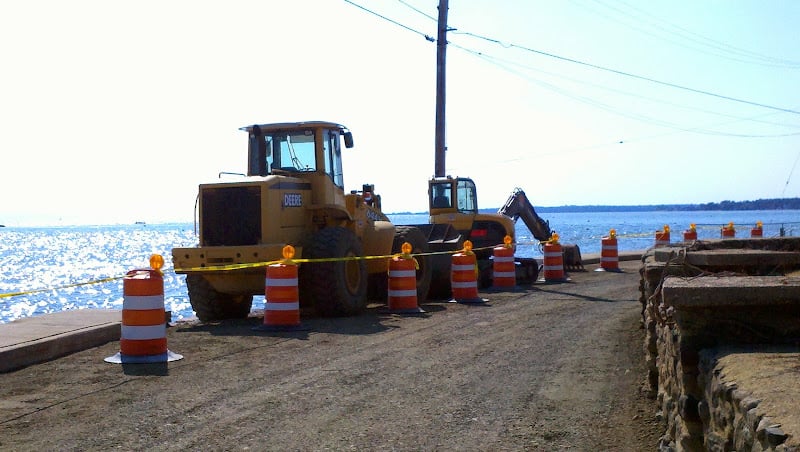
[662,276,800,309]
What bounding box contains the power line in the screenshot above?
[783,150,800,196]
[344,0,800,116]
[343,0,434,42]
[469,47,797,127]
[595,0,800,67]
[456,31,800,116]
[396,0,437,22]
[469,46,800,138]
[459,45,800,135]
[574,0,796,68]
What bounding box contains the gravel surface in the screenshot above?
[1,260,661,451]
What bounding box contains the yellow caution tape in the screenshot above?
[0,275,126,299]
[2,241,515,299]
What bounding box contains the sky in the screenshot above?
[1,0,799,226]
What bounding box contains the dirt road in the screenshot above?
[1,260,661,451]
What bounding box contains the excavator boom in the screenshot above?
[498,188,552,242]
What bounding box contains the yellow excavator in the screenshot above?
[407,176,556,293]
[405,0,579,292]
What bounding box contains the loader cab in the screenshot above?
[245,122,352,187]
[243,121,354,211]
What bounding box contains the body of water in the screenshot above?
[2,210,799,324]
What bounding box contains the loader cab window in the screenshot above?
[431,182,452,208]
[323,130,345,188]
[456,179,478,213]
[265,131,317,173]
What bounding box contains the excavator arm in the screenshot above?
[498,188,552,242]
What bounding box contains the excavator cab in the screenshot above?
[428,177,478,214]
[427,176,513,254]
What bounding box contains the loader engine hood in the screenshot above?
[198,175,312,247]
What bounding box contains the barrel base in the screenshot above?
[538,277,570,283]
[450,297,488,304]
[252,324,310,333]
[380,306,427,315]
[104,350,183,364]
[594,267,623,273]
[485,285,520,292]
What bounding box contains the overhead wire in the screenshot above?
[343,0,800,143]
[342,0,434,42]
[782,150,800,196]
[460,45,800,134]
[590,0,800,68]
[344,0,800,116]
[396,0,438,22]
[453,30,800,116]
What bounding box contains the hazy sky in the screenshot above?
[2,1,799,226]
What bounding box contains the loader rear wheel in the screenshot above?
[392,226,433,302]
[185,275,253,322]
[301,227,367,317]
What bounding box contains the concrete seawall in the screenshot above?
[640,237,800,451]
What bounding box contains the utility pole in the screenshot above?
[434,0,449,178]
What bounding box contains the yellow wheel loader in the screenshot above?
[172,122,431,321]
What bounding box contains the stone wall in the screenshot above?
[698,347,799,451]
[639,238,800,451]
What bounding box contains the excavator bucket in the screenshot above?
[561,244,584,271]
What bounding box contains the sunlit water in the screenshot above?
[2,211,799,324]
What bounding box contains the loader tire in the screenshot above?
[392,226,433,302]
[301,227,367,317]
[185,275,253,322]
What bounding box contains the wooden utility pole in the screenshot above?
[434,0,449,178]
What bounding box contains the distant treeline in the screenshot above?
[531,198,800,213]
[391,198,800,215]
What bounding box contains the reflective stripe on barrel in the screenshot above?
[492,246,516,288]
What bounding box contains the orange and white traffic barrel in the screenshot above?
[450,241,486,304]
[543,234,566,282]
[721,222,735,239]
[254,245,307,332]
[683,223,697,241]
[597,229,620,272]
[751,221,763,238]
[386,242,425,314]
[492,235,516,289]
[654,225,670,247]
[105,255,182,364]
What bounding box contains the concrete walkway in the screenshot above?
[0,309,121,373]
